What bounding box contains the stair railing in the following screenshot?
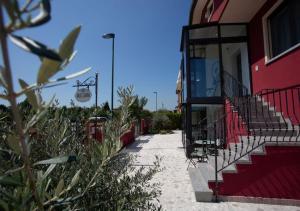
[208,73,300,201]
[256,85,300,142]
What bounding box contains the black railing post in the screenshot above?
[214,122,218,202]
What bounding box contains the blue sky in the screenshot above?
[1,0,191,111]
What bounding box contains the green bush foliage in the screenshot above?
[0,1,162,210]
[151,110,181,134]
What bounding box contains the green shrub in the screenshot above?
[151,110,182,134]
[0,1,162,210]
[167,112,182,130]
[152,112,170,132]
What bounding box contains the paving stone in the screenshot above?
[123,130,300,211]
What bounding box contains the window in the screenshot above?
[189,44,221,98]
[220,25,247,37]
[189,26,218,39]
[265,0,300,59]
[191,104,223,141]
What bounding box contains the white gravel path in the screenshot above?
[123,130,300,211]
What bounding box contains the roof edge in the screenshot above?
[188,0,198,25]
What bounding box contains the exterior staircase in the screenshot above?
[188,80,300,202]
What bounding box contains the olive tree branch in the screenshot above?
[0,4,44,210]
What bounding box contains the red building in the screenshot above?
[179,0,300,204]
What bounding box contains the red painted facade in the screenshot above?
[209,146,300,199]
[248,0,300,126]
[189,0,300,201]
[249,0,300,93]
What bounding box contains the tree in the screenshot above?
[102,101,111,112]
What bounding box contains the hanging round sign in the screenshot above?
[75,88,92,102]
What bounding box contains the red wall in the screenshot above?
[120,123,135,146]
[248,0,300,125]
[209,146,300,199]
[249,0,300,93]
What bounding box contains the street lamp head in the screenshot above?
[102,33,115,39]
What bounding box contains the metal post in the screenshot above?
[153,91,157,112]
[214,122,218,202]
[111,37,115,118]
[94,72,98,140]
[102,33,115,118]
[95,73,98,108]
[156,92,157,112]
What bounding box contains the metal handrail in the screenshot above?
[256,84,300,96]
[207,83,300,201]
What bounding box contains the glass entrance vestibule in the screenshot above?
[180,23,251,156]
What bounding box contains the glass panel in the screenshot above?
[222,43,250,98]
[220,25,247,37]
[191,104,223,142]
[182,105,186,146]
[183,46,187,102]
[190,44,220,97]
[189,26,218,40]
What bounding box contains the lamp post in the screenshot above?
[102,33,115,118]
[153,91,157,112]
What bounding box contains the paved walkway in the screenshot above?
[123,130,300,211]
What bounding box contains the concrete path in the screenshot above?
[123,130,300,211]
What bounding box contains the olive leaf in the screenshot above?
[34,156,69,165]
[50,67,92,82]
[37,58,61,84]
[7,135,21,155]
[42,164,57,180]
[9,34,62,61]
[60,51,77,69]
[59,26,81,61]
[67,169,81,191]
[28,0,51,27]
[19,79,39,110]
[37,26,82,84]
[55,179,65,196]
[34,155,77,165]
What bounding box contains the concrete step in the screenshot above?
[220,148,251,164]
[248,122,287,129]
[251,129,298,136]
[188,167,214,202]
[238,106,275,115]
[246,115,281,122]
[240,135,300,143]
[237,137,266,155]
[198,162,223,182]
[207,154,237,174]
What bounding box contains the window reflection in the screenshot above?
[191,104,223,142]
[190,44,220,97]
